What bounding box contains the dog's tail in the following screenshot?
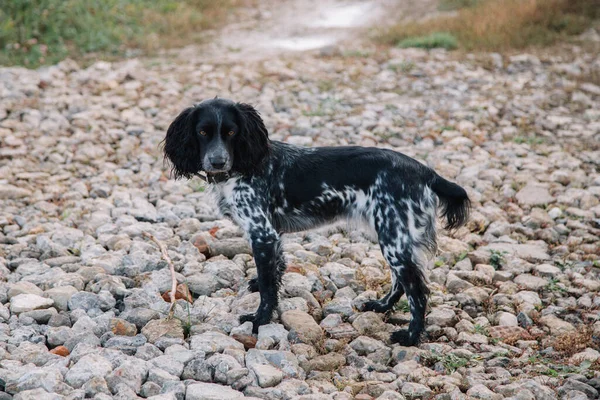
[431,174,470,230]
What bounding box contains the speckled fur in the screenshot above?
[164,99,471,346]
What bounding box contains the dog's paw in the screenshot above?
[361,300,391,313]
[248,277,259,293]
[239,313,256,324]
[390,329,420,346]
[239,311,271,333]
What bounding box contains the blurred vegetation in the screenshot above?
[0,0,234,68]
[398,32,458,50]
[438,0,479,11]
[381,0,600,51]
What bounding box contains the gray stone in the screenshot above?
[497,312,518,327]
[560,391,589,400]
[65,353,113,389]
[141,318,184,344]
[302,352,346,372]
[281,310,323,345]
[250,363,283,388]
[44,286,79,311]
[141,381,161,398]
[82,376,110,397]
[559,379,598,399]
[190,331,244,354]
[10,294,54,314]
[535,264,561,278]
[8,282,44,298]
[516,185,554,206]
[121,308,161,330]
[0,184,32,199]
[467,384,503,400]
[514,274,548,291]
[149,355,184,377]
[401,382,433,399]
[68,291,115,312]
[12,388,63,400]
[539,315,575,335]
[320,262,355,288]
[5,366,64,394]
[479,242,550,263]
[186,382,244,400]
[160,381,185,399]
[21,307,58,324]
[426,307,457,327]
[105,358,148,394]
[322,297,354,317]
[349,336,388,356]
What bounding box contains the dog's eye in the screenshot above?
[199,131,207,136]
[228,131,235,136]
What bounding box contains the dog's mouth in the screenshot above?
[204,167,231,174]
[202,158,232,175]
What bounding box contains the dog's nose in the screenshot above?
[209,157,227,170]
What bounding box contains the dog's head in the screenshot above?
[163,98,269,179]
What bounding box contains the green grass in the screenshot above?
[394,299,410,313]
[398,32,458,50]
[512,135,546,145]
[0,0,233,67]
[547,278,568,294]
[489,249,506,270]
[474,324,488,336]
[422,351,470,374]
[456,251,468,262]
[387,61,415,73]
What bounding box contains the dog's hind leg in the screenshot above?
[389,257,429,346]
[365,189,435,345]
[361,249,405,313]
[361,193,409,314]
[389,193,436,346]
[363,226,428,345]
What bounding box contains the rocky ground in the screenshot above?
[1,1,600,399]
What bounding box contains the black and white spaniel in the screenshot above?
[163,98,470,346]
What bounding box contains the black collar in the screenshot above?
[195,172,230,184]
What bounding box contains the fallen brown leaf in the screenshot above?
[50,346,70,357]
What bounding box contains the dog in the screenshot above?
[163,98,470,346]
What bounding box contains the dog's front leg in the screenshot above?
[239,226,285,333]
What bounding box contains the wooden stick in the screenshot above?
[143,232,177,317]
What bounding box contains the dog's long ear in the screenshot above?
[233,102,270,175]
[163,107,202,179]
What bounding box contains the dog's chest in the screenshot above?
[208,179,238,219]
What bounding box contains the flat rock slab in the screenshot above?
[10,294,54,314]
[190,331,245,353]
[281,309,323,344]
[142,319,184,344]
[186,382,244,400]
[516,184,555,206]
[0,184,32,199]
[514,274,548,291]
[539,315,576,335]
[478,241,550,262]
[250,363,283,388]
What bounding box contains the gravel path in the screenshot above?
[1,1,600,399]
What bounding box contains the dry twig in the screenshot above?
[143,232,177,317]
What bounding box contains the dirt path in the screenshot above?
[186,0,436,61]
